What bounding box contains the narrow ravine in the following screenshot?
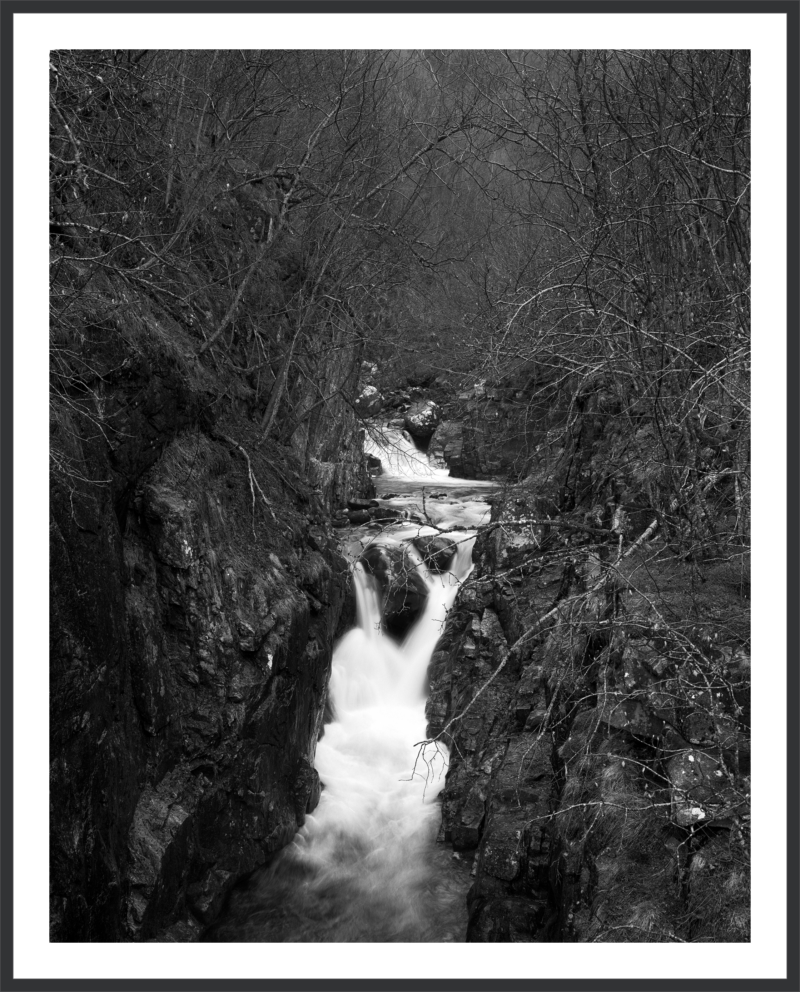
[204,428,498,942]
[47,47,752,952]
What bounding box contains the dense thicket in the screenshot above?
[50,50,480,443]
[51,49,749,550]
[464,51,751,560]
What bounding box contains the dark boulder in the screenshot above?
[414,535,457,572]
[354,385,383,417]
[347,498,378,511]
[403,400,441,439]
[358,543,428,637]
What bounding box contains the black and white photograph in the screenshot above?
[47,40,754,942]
[3,5,795,989]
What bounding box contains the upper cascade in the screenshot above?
[364,427,449,481]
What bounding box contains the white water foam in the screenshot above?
[364,426,451,479]
[281,532,475,940]
[209,427,484,941]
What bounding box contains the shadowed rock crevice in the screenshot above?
[50,326,372,941]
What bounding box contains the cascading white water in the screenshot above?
[208,426,497,942]
[271,530,476,940]
[312,532,474,833]
[364,427,445,481]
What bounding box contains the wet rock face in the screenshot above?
[358,543,429,637]
[52,440,351,942]
[413,535,457,572]
[354,385,384,417]
[428,417,522,479]
[50,339,370,942]
[404,400,441,439]
[358,543,397,586]
[427,491,751,943]
[428,421,463,472]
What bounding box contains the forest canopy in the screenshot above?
[50,47,750,548]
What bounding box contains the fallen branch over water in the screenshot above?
[478,517,618,539]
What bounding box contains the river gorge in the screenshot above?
[47,45,752,951]
[204,428,498,941]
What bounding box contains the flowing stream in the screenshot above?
[208,427,497,942]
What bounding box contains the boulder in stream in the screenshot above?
[413,535,457,572]
[403,400,441,439]
[348,498,379,511]
[354,385,384,416]
[347,509,371,524]
[358,543,428,637]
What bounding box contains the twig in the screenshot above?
[479,517,617,539]
[214,431,277,533]
[198,239,269,355]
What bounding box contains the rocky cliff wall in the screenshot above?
[426,491,751,943]
[50,311,370,941]
[382,370,565,482]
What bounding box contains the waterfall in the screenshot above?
[364,427,448,481]
[206,422,496,942]
[316,531,473,819]
[275,528,474,941]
